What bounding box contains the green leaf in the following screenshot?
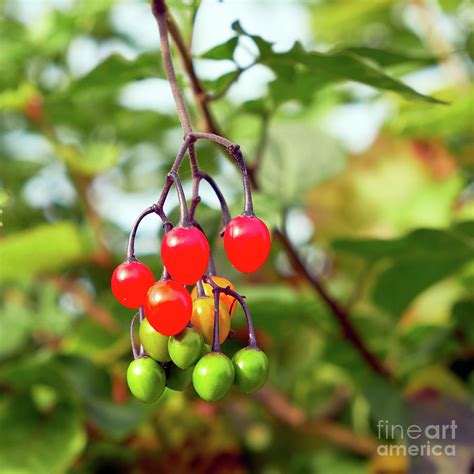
[230,23,443,104]
[54,141,121,177]
[232,21,273,58]
[0,82,37,111]
[333,221,474,315]
[258,123,346,205]
[342,46,437,68]
[0,222,93,282]
[0,354,86,473]
[65,52,162,95]
[264,42,444,105]
[363,375,408,428]
[200,37,239,60]
[201,70,239,96]
[0,300,32,358]
[389,87,474,138]
[0,393,86,474]
[452,298,474,344]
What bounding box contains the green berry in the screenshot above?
[192,352,234,401]
[232,347,269,393]
[139,318,171,362]
[201,343,211,356]
[127,357,166,403]
[166,363,193,391]
[168,327,203,369]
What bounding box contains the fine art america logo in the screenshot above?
[377,420,458,457]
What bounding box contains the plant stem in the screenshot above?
[126,206,157,261]
[197,171,231,229]
[274,229,391,379]
[211,287,221,352]
[130,311,140,359]
[151,0,192,134]
[204,275,258,348]
[191,132,253,215]
[168,171,191,227]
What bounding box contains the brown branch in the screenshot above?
[274,229,392,379]
[165,12,221,135]
[253,385,378,457]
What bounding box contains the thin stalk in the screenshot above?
[138,307,145,356]
[196,279,205,297]
[130,311,140,359]
[126,206,157,261]
[198,171,231,228]
[211,287,221,352]
[204,275,258,348]
[168,171,190,227]
[191,132,253,215]
[151,0,192,134]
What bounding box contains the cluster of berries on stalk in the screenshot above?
[111,134,271,403]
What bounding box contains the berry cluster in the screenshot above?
[111,134,271,403]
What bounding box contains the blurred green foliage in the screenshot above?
[0,0,473,473]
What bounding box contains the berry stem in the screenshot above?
[196,279,205,298]
[126,206,157,261]
[130,311,140,359]
[191,132,253,216]
[168,171,190,227]
[138,307,145,356]
[211,287,222,353]
[204,275,258,349]
[197,171,231,229]
[151,0,192,135]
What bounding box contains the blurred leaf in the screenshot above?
[452,298,474,344]
[406,365,468,400]
[251,192,283,229]
[333,221,474,315]
[65,53,162,95]
[310,0,424,53]
[0,222,93,282]
[389,87,474,138]
[55,142,121,177]
[363,375,408,428]
[0,82,37,111]
[200,37,238,60]
[399,325,457,374]
[0,393,86,474]
[258,123,346,205]
[86,396,160,440]
[0,299,32,358]
[201,70,239,96]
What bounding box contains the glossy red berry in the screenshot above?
[224,215,271,273]
[144,279,192,336]
[111,261,155,309]
[161,226,210,285]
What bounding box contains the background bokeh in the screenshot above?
[0,0,473,473]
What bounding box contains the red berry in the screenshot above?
[224,215,271,273]
[144,280,192,336]
[161,226,210,285]
[111,261,155,309]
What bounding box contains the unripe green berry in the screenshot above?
[166,363,193,391]
[127,357,166,403]
[168,327,203,369]
[192,352,234,402]
[139,318,171,362]
[232,347,269,393]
